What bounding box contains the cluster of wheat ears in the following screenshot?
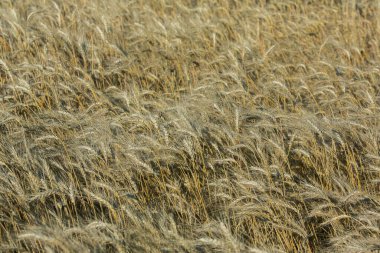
[0,0,379,252]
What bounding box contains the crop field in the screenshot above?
[0,0,379,252]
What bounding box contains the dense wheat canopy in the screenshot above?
[0,0,379,252]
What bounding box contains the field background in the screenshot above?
[0,0,379,252]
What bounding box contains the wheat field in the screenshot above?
[0,0,379,252]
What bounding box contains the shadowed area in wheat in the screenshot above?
[0,0,379,252]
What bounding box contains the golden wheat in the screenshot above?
[0,0,379,252]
